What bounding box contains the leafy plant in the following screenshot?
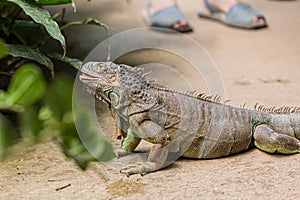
[0,0,114,169]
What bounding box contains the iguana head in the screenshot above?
[79,62,154,109]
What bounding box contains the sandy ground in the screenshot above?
[1,0,300,199]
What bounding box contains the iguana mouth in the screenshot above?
[80,74,111,103]
[79,73,99,81]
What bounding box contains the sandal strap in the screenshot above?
[204,0,219,13]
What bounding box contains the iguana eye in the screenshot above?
[110,75,116,82]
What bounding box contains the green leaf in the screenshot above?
[19,106,43,142]
[13,20,49,47]
[46,75,73,121]
[60,18,108,30]
[6,0,66,55]
[0,16,13,37]
[0,38,8,58]
[59,124,92,170]
[0,91,7,102]
[0,1,21,19]
[60,113,114,170]
[0,91,23,112]
[45,76,114,169]
[47,52,82,70]
[71,108,115,168]
[0,113,13,158]
[35,0,77,12]
[7,63,46,107]
[8,44,54,75]
[35,0,72,5]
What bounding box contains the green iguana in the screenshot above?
[80,61,300,176]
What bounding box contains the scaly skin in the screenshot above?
[80,61,300,176]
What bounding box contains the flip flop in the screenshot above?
[198,0,268,29]
[142,4,193,33]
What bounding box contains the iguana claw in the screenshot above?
[115,149,129,158]
[119,168,131,177]
[140,171,148,176]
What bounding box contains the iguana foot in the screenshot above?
[120,162,156,177]
[254,124,300,154]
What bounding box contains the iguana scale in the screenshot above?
[80,61,300,176]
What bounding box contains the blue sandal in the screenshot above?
[199,0,268,29]
[142,3,193,32]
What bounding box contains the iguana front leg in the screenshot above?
[120,115,171,176]
[109,106,128,143]
[115,129,141,158]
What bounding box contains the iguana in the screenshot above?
[80,61,300,176]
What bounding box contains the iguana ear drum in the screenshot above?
[109,91,119,106]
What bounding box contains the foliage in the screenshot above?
[3,64,46,110]
[0,39,7,58]
[8,44,54,75]
[0,113,12,157]
[0,0,114,169]
[46,76,115,169]
[6,0,66,55]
